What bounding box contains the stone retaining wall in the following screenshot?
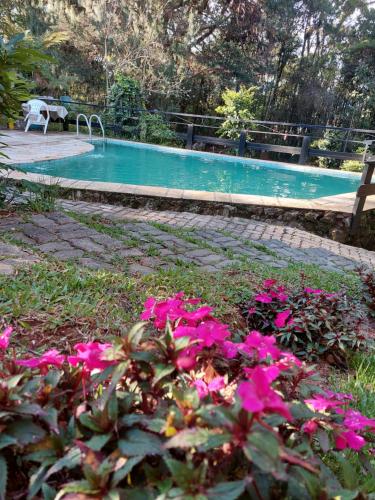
[55,187,375,250]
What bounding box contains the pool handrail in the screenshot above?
[76,113,90,136]
[89,114,105,140]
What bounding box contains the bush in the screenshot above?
[215,86,257,139]
[138,112,180,146]
[341,160,364,172]
[240,279,370,363]
[107,74,144,126]
[357,267,375,317]
[0,292,374,498]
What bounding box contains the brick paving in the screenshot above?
[0,199,373,275]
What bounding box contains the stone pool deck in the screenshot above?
[1,130,375,214]
[0,200,373,276]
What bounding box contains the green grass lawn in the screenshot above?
[0,256,362,353]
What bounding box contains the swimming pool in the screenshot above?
[21,139,361,199]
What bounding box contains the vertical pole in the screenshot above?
[186,124,194,149]
[238,130,247,156]
[350,161,375,234]
[299,135,312,165]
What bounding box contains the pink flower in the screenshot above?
[243,331,281,360]
[16,349,65,370]
[0,326,12,350]
[254,293,273,304]
[270,291,289,302]
[276,351,302,370]
[243,364,280,383]
[324,390,353,402]
[238,367,292,420]
[194,376,225,399]
[305,394,346,412]
[221,341,241,359]
[263,279,277,288]
[68,342,114,371]
[248,307,256,315]
[274,310,292,328]
[335,430,366,451]
[176,354,196,371]
[304,288,323,294]
[181,306,214,325]
[140,293,187,329]
[303,420,318,435]
[343,410,375,431]
[174,320,230,348]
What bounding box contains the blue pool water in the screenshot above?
[21,140,361,199]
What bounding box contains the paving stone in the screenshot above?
[71,239,105,253]
[47,212,74,224]
[9,232,36,245]
[37,241,74,253]
[0,242,29,257]
[168,255,195,265]
[184,248,212,258]
[213,259,237,269]
[197,254,226,265]
[54,249,84,260]
[30,214,59,229]
[89,233,123,249]
[140,256,161,267]
[198,265,219,272]
[78,258,115,270]
[129,263,154,275]
[117,248,144,258]
[20,224,57,244]
[0,262,14,275]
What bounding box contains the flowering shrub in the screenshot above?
[0,294,374,499]
[241,279,370,362]
[357,267,375,318]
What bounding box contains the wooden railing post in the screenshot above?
[299,135,312,164]
[238,130,247,156]
[186,124,194,149]
[350,159,375,234]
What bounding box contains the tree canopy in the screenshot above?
[1,0,375,129]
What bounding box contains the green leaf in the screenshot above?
[317,429,330,453]
[127,322,146,347]
[206,480,246,500]
[55,480,99,500]
[153,364,175,385]
[7,419,46,446]
[111,456,143,488]
[42,483,57,500]
[6,373,23,389]
[119,429,164,456]
[27,464,48,500]
[0,454,8,500]
[164,458,195,487]
[98,361,128,410]
[165,428,230,451]
[85,433,112,451]
[45,447,81,479]
[79,413,103,432]
[0,434,17,450]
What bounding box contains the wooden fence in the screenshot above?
[39,97,375,166]
[350,159,375,234]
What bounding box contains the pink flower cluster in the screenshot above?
[304,391,375,451]
[15,342,114,373]
[141,293,375,451]
[141,293,298,421]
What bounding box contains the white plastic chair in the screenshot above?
[24,99,50,134]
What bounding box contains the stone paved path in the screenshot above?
[0,199,373,275]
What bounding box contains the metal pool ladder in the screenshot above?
[89,114,105,140]
[76,113,105,140]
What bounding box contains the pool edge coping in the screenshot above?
[3,169,367,214]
